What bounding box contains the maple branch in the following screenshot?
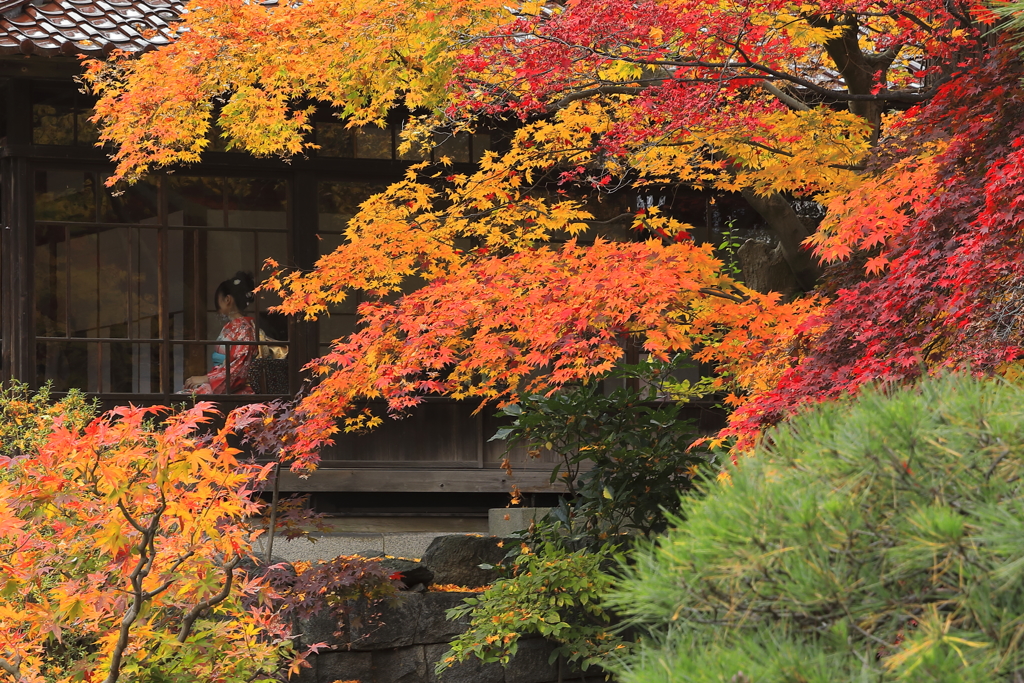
[740,139,865,171]
[587,212,635,225]
[177,556,240,643]
[0,537,31,563]
[548,85,645,111]
[760,80,809,111]
[730,61,934,103]
[660,53,935,103]
[0,655,20,680]
[698,288,750,304]
[106,570,146,682]
[943,0,974,30]
[144,550,197,600]
[105,497,167,683]
[516,30,937,104]
[117,499,149,534]
[733,40,930,105]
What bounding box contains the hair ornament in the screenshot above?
[233,278,241,285]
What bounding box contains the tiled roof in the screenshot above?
[0,0,183,56]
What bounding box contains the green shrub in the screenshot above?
[493,356,710,543]
[441,358,709,676]
[608,373,1024,682]
[438,542,624,675]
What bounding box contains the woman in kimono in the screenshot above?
[182,272,258,394]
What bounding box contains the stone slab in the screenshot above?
[415,592,475,644]
[488,508,552,536]
[504,638,561,683]
[348,594,420,650]
[421,534,509,587]
[316,651,373,683]
[424,643,505,683]
[298,610,347,650]
[372,645,428,683]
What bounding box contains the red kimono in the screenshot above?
[192,316,256,394]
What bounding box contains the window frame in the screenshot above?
[31,162,298,400]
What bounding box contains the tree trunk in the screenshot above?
[740,189,822,292]
[736,239,800,298]
[739,15,896,291]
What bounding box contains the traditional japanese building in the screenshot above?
[0,0,727,503]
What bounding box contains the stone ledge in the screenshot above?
[488,508,552,536]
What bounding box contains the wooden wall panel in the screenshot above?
[278,466,568,494]
[318,401,480,464]
[483,409,558,466]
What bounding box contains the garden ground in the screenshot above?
[251,516,489,562]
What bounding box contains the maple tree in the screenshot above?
[0,388,409,683]
[0,401,291,683]
[81,0,1012,453]
[64,7,1024,675]
[85,0,983,277]
[720,41,1024,444]
[274,238,816,461]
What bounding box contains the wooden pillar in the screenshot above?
[288,168,321,392]
[1,156,36,385]
[1,79,35,385]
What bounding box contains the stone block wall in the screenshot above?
[295,591,601,683]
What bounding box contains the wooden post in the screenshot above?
[1,79,35,385]
[288,168,320,393]
[264,461,281,564]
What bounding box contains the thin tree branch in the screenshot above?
[548,85,645,111]
[503,30,939,103]
[760,80,810,111]
[177,557,240,643]
[699,287,750,304]
[104,540,151,683]
[265,462,282,565]
[104,500,166,683]
[0,655,21,680]
[144,551,196,600]
[740,139,866,171]
[117,499,148,535]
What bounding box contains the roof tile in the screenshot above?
[56,26,88,39]
[0,0,181,55]
[47,15,79,27]
[36,3,69,16]
[99,28,128,40]
[87,16,117,27]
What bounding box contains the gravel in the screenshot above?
[252,531,465,562]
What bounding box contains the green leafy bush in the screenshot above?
[438,542,624,675]
[608,373,1024,682]
[493,356,710,543]
[442,359,709,676]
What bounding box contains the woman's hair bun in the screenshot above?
[233,271,255,291]
[216,271,257,310]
